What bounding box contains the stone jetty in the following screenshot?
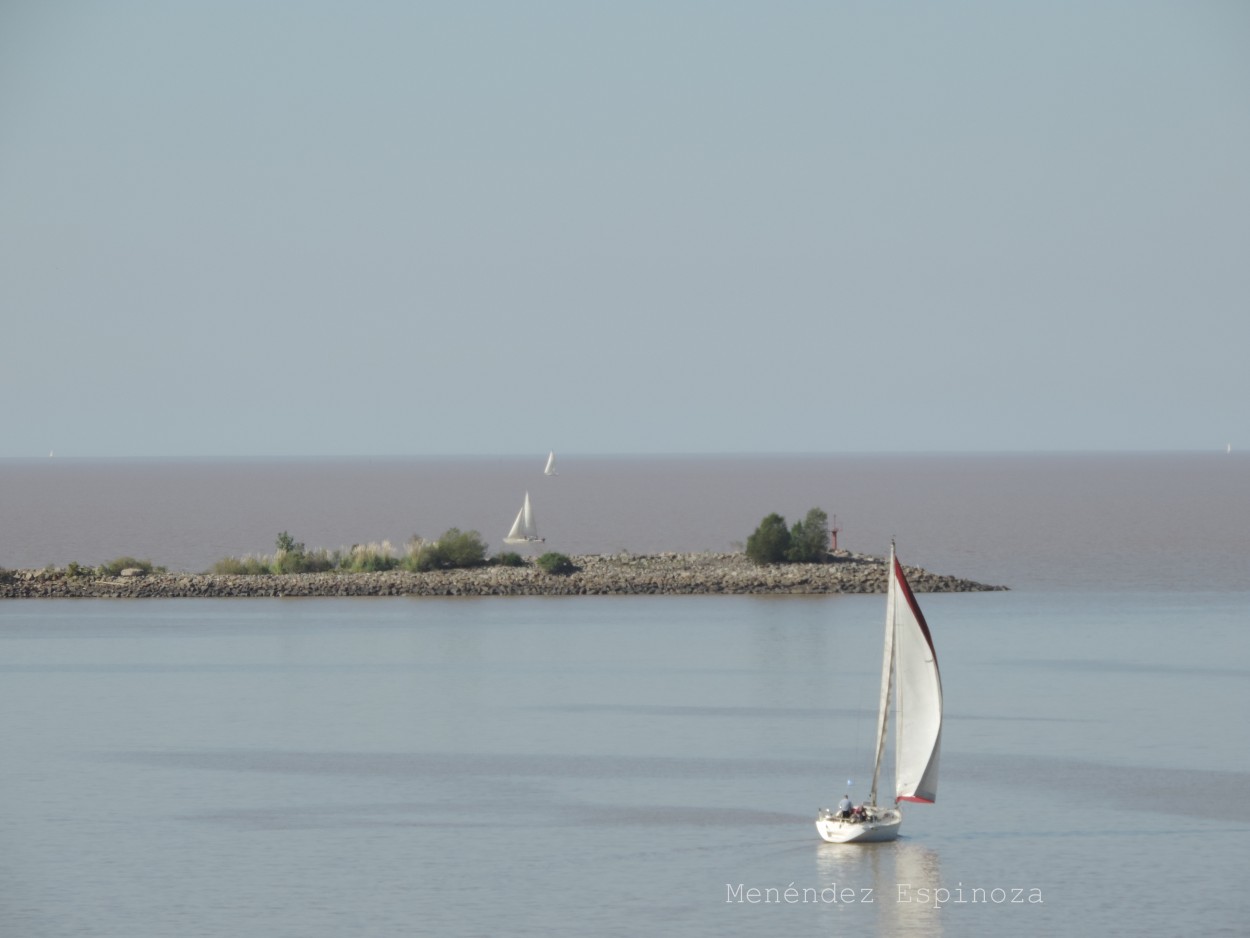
[0,551,1005,599]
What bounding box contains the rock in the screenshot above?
[0,553,1007,599]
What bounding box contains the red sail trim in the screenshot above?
[892,554,939,665]
[898,795,935,804]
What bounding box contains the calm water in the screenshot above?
[2,452,1248,590]
[2,454,1248,936]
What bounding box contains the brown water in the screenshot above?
[2,452,1247,590]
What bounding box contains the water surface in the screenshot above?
[2,592,1247,937]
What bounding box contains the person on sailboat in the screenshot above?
[837,795,853,818]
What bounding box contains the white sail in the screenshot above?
[504,506,527,543]
[503,492,542,543]
[544,451,557,475]
[890,550,943,804]
[867,555,897,808]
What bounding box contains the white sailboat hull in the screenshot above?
[815,807,901,844]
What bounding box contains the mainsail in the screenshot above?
[869,546,943,806]
[504,492,539,543]
[890,550,943,803]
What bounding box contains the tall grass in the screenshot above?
[210,548,335,575]
[340,541,399,573]
[209,530,493,575]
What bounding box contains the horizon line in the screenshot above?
[2,447,1237,462]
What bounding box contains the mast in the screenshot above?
[868,542,897,806]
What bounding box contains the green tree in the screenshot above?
[272,531,305,573]
[786,508,830,563]
[268,531,335,574]
[745,513,791,565]
[275,531,302,554]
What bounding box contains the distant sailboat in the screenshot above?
[1227,443,1232,455]
[503,492,544,544]
[544,451,557,476]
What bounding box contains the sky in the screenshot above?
[1,1,1247,457]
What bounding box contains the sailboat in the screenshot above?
[544,451,557,476]
[816,544,943,843]
[503,491,544,544]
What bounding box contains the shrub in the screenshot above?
[536,552,576,575]
[100,556,160,576]
[306,549,336,572]
[257,532,336,574]
[210,527,490,576]
[212,556,269,575]
[745,514,791,565]
[402,529,488,572]
[404,540,442,572]
[437,528,488,568]
[210,548,333,575]
[402,535,443,572]
[271,549,303,575]
[282,547,334,574]
[493,551,525,567]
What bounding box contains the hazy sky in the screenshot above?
[2,1,1247,457]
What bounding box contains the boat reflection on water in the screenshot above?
[815,841,944,937]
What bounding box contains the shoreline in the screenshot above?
[1,551,1006,598]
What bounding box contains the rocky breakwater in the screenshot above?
[1,552,1005,598]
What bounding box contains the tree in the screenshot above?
[745,513,791,564]
[275,531,302,554]
[787,508,830,563]
[272,531,308,573]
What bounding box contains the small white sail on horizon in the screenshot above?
[816,544,943,843]
[544,451,557,476]
[503,491,544,544]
